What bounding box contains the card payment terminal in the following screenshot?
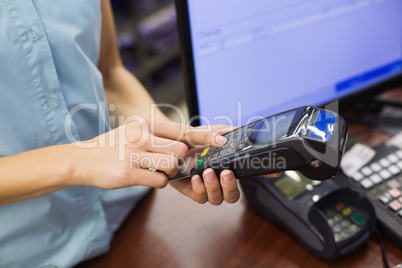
[190,106,347,181]
[240,171,376,259]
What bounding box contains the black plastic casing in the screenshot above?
[190,106,348,181]
[239,177,376,259]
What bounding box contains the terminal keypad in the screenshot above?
[325,202,366,243]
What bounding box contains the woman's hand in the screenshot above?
[73,118,227,190]
[169,124,241,205]
[73,118,280,205]
[169,125,281,205]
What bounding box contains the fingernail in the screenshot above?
[204,169,215,184]
[214,135,227,146]
[223,171,234,183]
[192,175,202,186]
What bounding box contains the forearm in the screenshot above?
[98,0,168,125]
[103,66,169,125]
[0,144,80,206]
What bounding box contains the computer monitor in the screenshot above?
[175,0,402,127]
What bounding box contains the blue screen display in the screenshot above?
[309,111,338,142]
[187,0,402,126]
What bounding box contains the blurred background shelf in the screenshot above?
[111,0,187,112]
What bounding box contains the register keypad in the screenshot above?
[377,182,402,220]
[351,150,402,190]
[347,149,402,230]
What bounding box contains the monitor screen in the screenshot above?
[178,0,402,126]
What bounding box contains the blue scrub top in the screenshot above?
[0,1,150,267]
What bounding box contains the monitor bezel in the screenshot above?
[174,0,402,127]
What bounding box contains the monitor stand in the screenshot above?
[349,97,402,136]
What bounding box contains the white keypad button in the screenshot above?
[333,224,342,233]
[341,220,349,227]
[397,161,402,170]
[380,158,391,168]
[360,178,373,189]
[370,174,382,184]
[361,166,373,176]
[352,172,364,182]
[379,169,392,180]
[388,153,399,163]
[396,150,402,159]
[370,162,382,172]
[389,165,400,175]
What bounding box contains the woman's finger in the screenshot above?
[220,170,240,204]
[202,169,224,206]
[145,119,228,148]
[126,168,168,189]
[191,175,208,204]
[145,135,189,159]
[133,152,180,178]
